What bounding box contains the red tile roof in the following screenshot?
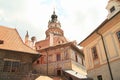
[35,36,69,49]
[35,38,50,48]
[0,26,38,54]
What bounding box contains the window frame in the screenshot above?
[56,54,61,61]
[48,55,53,62]
[97,75,102,80]
[64,49,69,60]
[116,30,120,42]
[3,60,20,73]
[91,46,98,60]
[110,6,115,13]
[75,54,78,62]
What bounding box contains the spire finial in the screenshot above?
[53,8,55,14]
[51,8,57,22]
[25,30,29,37]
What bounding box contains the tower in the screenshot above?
[25,31,29,44]
[46,11,63,38]
[34,10,86,78]
[24,31,36,49]
[45,10,68,46]
[106,0,120,19]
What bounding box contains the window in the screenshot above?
[75,54,78,62]
[64,50,69,60]
[39,46,41,49]
[37,60,39,64]
[48,55,53,62]
[58,41,61,44]
[91,46,98,60]
[56,54,61,61]
[116,31,120,42]
[82,58,84,66]
[110,6,115,13]
[97,75,102,80]
[40,56,44,64]
[3,61,20,72]
[0,40,4,44]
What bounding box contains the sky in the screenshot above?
[0,0,109,43]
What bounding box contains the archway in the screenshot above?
[69,77,73,80]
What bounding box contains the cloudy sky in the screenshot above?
[0,0,109,43]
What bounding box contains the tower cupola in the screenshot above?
[51,11,58,22]
[25,31,29,43]
[45,10,64,38]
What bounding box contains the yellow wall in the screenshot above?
[83,22,120,70]
[79,12,120,80]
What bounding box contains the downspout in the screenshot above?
[96,31,113,80]
[45,49,49,76]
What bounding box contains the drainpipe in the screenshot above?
[96,31,113,80]
[45,49,49,76]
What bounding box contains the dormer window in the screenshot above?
[110,6,115,13]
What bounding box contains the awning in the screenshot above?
[64,70,87,79]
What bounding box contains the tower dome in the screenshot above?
[50,10,58,23]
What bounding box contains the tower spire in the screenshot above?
[51,9,58,22]
[25,30,29,43]
[46,9,63,38]
[53,7,56,15]
[25,31,29,38]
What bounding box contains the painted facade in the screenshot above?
[79,0,120,80]
[34,11,88,79]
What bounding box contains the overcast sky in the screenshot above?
[0,0,109,43]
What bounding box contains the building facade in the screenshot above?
[34,11,87,79]
[0,26,39,80]
[79,0,120,80]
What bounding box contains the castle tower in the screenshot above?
[24,31,36,49]
[41,10,68,47]
[34,10,86,78]
[45,11,64,38]
[106,0,120,19]
[25,31,29,44]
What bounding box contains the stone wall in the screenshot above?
[36,60,72,76]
